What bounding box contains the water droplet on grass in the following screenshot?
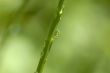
[53,29,60,39]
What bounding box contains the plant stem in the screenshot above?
[35,0,65,73]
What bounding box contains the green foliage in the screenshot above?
[35,0,65,73]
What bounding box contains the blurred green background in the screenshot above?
[0,0,110,73]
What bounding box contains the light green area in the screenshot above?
[0,0,110,73]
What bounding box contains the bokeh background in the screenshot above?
[0,0,110,73]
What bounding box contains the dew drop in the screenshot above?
[50,38,54,42]
[53,29,60,39]
[59,5,64,15]
[59,10,63,15]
